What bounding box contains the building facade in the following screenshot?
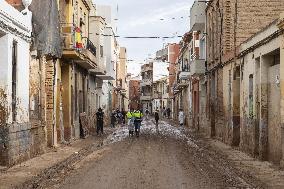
[95,5,119,118]
[140,61,153,112]
[152,77,169,113]
[0,0,34,166]
[237,20,283,163]
[206,0,284,164]
[129,79,141,110]
[113,47,128,110]
[155,43,180,118]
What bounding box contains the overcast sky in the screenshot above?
[94,0,195,76]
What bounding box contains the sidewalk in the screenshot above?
[207,138,284,189]
[162,118,284,188]
[0,130,110,189]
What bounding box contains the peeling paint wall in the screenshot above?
[279,14,284,167]
[238,22,282,163]
[0,1,34,166]
[206,0,284,150]
[61,62,72,142]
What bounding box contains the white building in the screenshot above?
[91,5,117,120]
[0,0,32,165]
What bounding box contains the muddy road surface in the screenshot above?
[49,120,258,189]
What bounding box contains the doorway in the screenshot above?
[267,51,281,163]
[232,67,241,146]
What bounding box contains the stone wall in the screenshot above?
[0,122,46,166]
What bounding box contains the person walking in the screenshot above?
[154,109,159,132]
[110,109,116,128]
[126,109,134,136]
[96,108,104,136]
[154,109,159,125]
[121,109,126,125]
[145,108,149,120]
[134,109,143,137]
[162,107,166,118]
[167,107,171,119]
[178,109,184,127]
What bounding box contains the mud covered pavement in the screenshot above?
[44,119,261,189]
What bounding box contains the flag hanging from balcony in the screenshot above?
[75,27,83,48]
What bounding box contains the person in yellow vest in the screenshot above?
[134,109,143,137]
[127,109,135,136]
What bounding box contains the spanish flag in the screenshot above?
[75,27,83,48]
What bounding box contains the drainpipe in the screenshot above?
[52,58,57,147]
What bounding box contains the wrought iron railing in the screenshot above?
[182,63,190,72]
[60,23,97,57]
[83,37,97,57]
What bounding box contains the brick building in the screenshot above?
[128,79,141,110]
[156,43,180,118]
[206,0,284,163]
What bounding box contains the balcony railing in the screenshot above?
[61,23,96,57]
[83,37,96,57]
[140,95,151,101]
[182,64,190,72]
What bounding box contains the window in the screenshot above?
[99,96,101,108]
[100,45,103,57]
[12,42,17,122]
[96,94,98,109]
[74,1,78,26]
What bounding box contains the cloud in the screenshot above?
[128,2,190,27]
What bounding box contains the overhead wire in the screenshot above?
[95,33,183,39]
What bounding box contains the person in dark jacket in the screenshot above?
[96,108,104,136]
[121,109,126,124]
[154,109,159,125]
[110,109,116,128]
[166,107,171,119]
[154,109,160,133]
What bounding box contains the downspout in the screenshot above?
[53,58,57,147]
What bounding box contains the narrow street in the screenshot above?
[44,120,258,189]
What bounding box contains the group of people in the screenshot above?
[95,107,144,137]
[126,109,143,137]
[95,107,185,137]
[161,107,171,119]
[110,108,126,128]
[153,108,184,127]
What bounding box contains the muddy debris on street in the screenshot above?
[32,119,262,189]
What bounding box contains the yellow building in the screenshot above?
[55,0,97,143]
[115,47,128,110]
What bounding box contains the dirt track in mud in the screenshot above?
[48,120,261,189]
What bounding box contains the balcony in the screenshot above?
[190,59,205,75]
[179,62,191,80]
[90,56,106,76]
[190,1,206,31]
[156,48,168,61]
[61,23,96,70]
[140,95,151,101]
[140,78,152,86]
[141,64,153,72]
[152,93,162,99]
